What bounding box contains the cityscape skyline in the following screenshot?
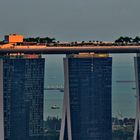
[0,0,139,139]
[0,52,137,140]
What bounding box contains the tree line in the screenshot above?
[23,36,140,45]
[115,36,140,44]
[24,37,56,44]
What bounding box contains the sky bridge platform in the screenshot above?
[0,45,140,54]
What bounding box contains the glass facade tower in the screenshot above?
[0,56,45,140]
[60,54,112,140]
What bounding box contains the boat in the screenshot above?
[51,105,60,109]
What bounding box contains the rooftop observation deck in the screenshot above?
[0,43,140,54]
[0,34,140,54]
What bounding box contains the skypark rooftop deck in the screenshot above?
[0,45,140,54]
[1,34,140,54]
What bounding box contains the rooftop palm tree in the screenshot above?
[115,36,132,44]
[123,37,132,44]
[133,36,140,44]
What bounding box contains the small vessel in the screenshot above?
[59,89,64,92]
[51,105,60,109]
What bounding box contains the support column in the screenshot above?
[0,60,4,140]
[59,58,72,140]
[134,55,140,140]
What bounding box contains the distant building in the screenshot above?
[0,55,45,140]
[134,55,140,140]
[60,53,112,140]
[4,34,24,43]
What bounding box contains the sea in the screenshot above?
[43,54,136,120]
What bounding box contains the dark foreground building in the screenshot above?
[134,55,140,140]
[0,55,45,140]
[60,53,112,140]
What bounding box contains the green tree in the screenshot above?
[115,37,124,44]
[133,36,140,44]
[24,37,56,44]
[123,37,132,44]
[115,36,132,44]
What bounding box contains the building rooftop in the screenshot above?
[68,53,109,58]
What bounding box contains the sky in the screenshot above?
[0,0,140,41]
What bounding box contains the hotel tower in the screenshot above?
[60,53,112,140]
[0,55,45,140]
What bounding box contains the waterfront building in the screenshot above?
[134,55,140,140]
[60,53,112,140]
[0,55,45,140]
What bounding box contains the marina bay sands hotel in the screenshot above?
[0,34,139,140]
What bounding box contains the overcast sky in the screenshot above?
[0,0,140,41]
